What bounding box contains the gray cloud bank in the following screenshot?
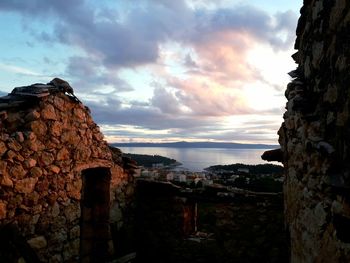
[0,0,297,142]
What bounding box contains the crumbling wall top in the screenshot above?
[0,78,80,111]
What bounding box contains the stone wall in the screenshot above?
[134,180,287,263]
[210,195,287,263]
[135,180,196,262]
[109,147,137,257]
[0,80,136,262]
[280,1,350,262]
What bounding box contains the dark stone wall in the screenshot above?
[210,196,287,263]
[135,180,196,263]
[135,180,287,263]
[280,0,350,261]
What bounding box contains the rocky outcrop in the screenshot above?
[0,79,136,262]
[278,1,350,262]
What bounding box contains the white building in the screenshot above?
[173,173,187,182]
[133,168,142,177]
[166,172,175,181]
[179,174,187,182]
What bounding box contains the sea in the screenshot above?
[118,147,276,172]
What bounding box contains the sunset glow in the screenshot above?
[0,0,302,144]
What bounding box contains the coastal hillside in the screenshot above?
[122,153,180,168]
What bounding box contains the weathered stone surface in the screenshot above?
[66,180,82,200]
[50,121,62,137]
[53,96,65,111]
[49,165,60,174]
[336,107,349,126]
[25,131,37,140]
[0,201,7,219]
[6,112,22,123]
[25,110,40,121]
[64,203,80,223]
[24,158,37,169]
[26,138,46,152]
[110,204,123,223]
[73,108,85,121]
[10,163,26,179]
[29,120,48,137]
[1,173,13,187]
[7,138,22,151]
[49,254,62,263]
[0,141,7,156]
[93,131,104,141]
[311,41,324,67]
[0,160,7,174]
[56,147,70,161]
[23,191,40,207]
[324,85,338,103]
[62,239,79,261]
[0,110,8,120]
[41,104,57,120]
[61,130,80,146]
[30,167,43,177]
[7,150,24,162]
[126,184,135,196]
[69,226,80,240]
[27,236,47,250]
[15,177,38,194]
[15,131,24,143]
[40,152,55,166]
[48,230,67,253]
[278,1,350,262]
[51,201,60,217]
[73,146,91,161]
[329,0,346,29]
[50,216,67,233]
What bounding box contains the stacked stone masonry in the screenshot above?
[0,79,136,262]
[280,0,350,262]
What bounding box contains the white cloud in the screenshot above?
[0,63,42,76]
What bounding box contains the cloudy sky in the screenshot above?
[0,0,302,144]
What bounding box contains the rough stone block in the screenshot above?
[10,163,27,179]
[42,104,57,120]
[27,236,48,250]
[0,201,7,219]
[15,177,38,194]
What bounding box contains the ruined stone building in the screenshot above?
[277,0,350,262]
[0,79,136,262]
[5,0,350,262]
[0,76,286,263]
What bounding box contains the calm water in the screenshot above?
[118,147,274,171]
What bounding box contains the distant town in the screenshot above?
[125,152,284,193]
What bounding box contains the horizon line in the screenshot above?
[110,141,279,146]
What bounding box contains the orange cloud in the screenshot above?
[167,76,250,117]
[190,31,259,85]
[149,30,264,118]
